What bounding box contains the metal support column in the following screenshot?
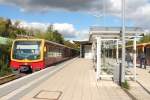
[92,41,96,70]
[80,44,82,58]
[97,37,101,80]
[92,41,95,60]
[121,0,125,82]
[133,37,137,81]
[116,40,119,63]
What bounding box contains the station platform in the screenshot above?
[127,67,150,100]
[1,58,132,100]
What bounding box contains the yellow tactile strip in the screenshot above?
[33,90,62,100]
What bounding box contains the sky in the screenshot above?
[0,0,150,40]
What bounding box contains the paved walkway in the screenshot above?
[21,58,131,100]
[102,58,150,100]
[128,67,150,100]
[137,67,150,92]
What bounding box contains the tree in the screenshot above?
[43,25,64,44]
[139,34,150,43]
[64,40,79,50]
[35,32,45,39]
[126,41,133,46]
[14,20,20,28]
[0,18,30,38]
[0,18,12,37]
[53,30,64,44]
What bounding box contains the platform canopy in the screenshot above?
[89,27,145,42]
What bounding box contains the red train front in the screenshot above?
[10,39,45,73]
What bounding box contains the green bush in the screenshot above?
[103,68,108,72]
[0,40,12,77]
[121,80,130,89]
[0,64,12,77]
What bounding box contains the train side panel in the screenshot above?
[43,41,74,67]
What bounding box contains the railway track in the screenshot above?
[0,74,22,85]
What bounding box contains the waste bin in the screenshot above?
[113,62,121,85]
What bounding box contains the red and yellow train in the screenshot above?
[10,39,79,73]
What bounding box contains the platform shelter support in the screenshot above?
[92,41,96,70]
[116,40,119,63]
[80,44,82,58]
[96,37,101,80]
[133,37,137,81]
[96,39,119,79]
[121,0,126,83]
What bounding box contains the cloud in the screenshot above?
[53,23,89,40]
[1,0,150,29]
[108,0,150,28]
[91,0,150,29]
[13,21,80,38]
[0,0,148,16]
[53,23,77,38]
[76,30,89,41]
[14,21,50,32]
[0,0,99,12]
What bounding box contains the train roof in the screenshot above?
[13,38,77,50]
[45,40,73,50]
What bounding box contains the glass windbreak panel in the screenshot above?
[13,41,41,60]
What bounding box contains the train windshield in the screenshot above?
[12,41,41,60]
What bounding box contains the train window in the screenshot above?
[45,43,63,58]
[47,46,53,57]
[13,41,41,60]
[59,49,62,57]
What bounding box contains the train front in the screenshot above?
[10,39,44,73]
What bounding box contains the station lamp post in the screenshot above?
[121,0,125,83]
